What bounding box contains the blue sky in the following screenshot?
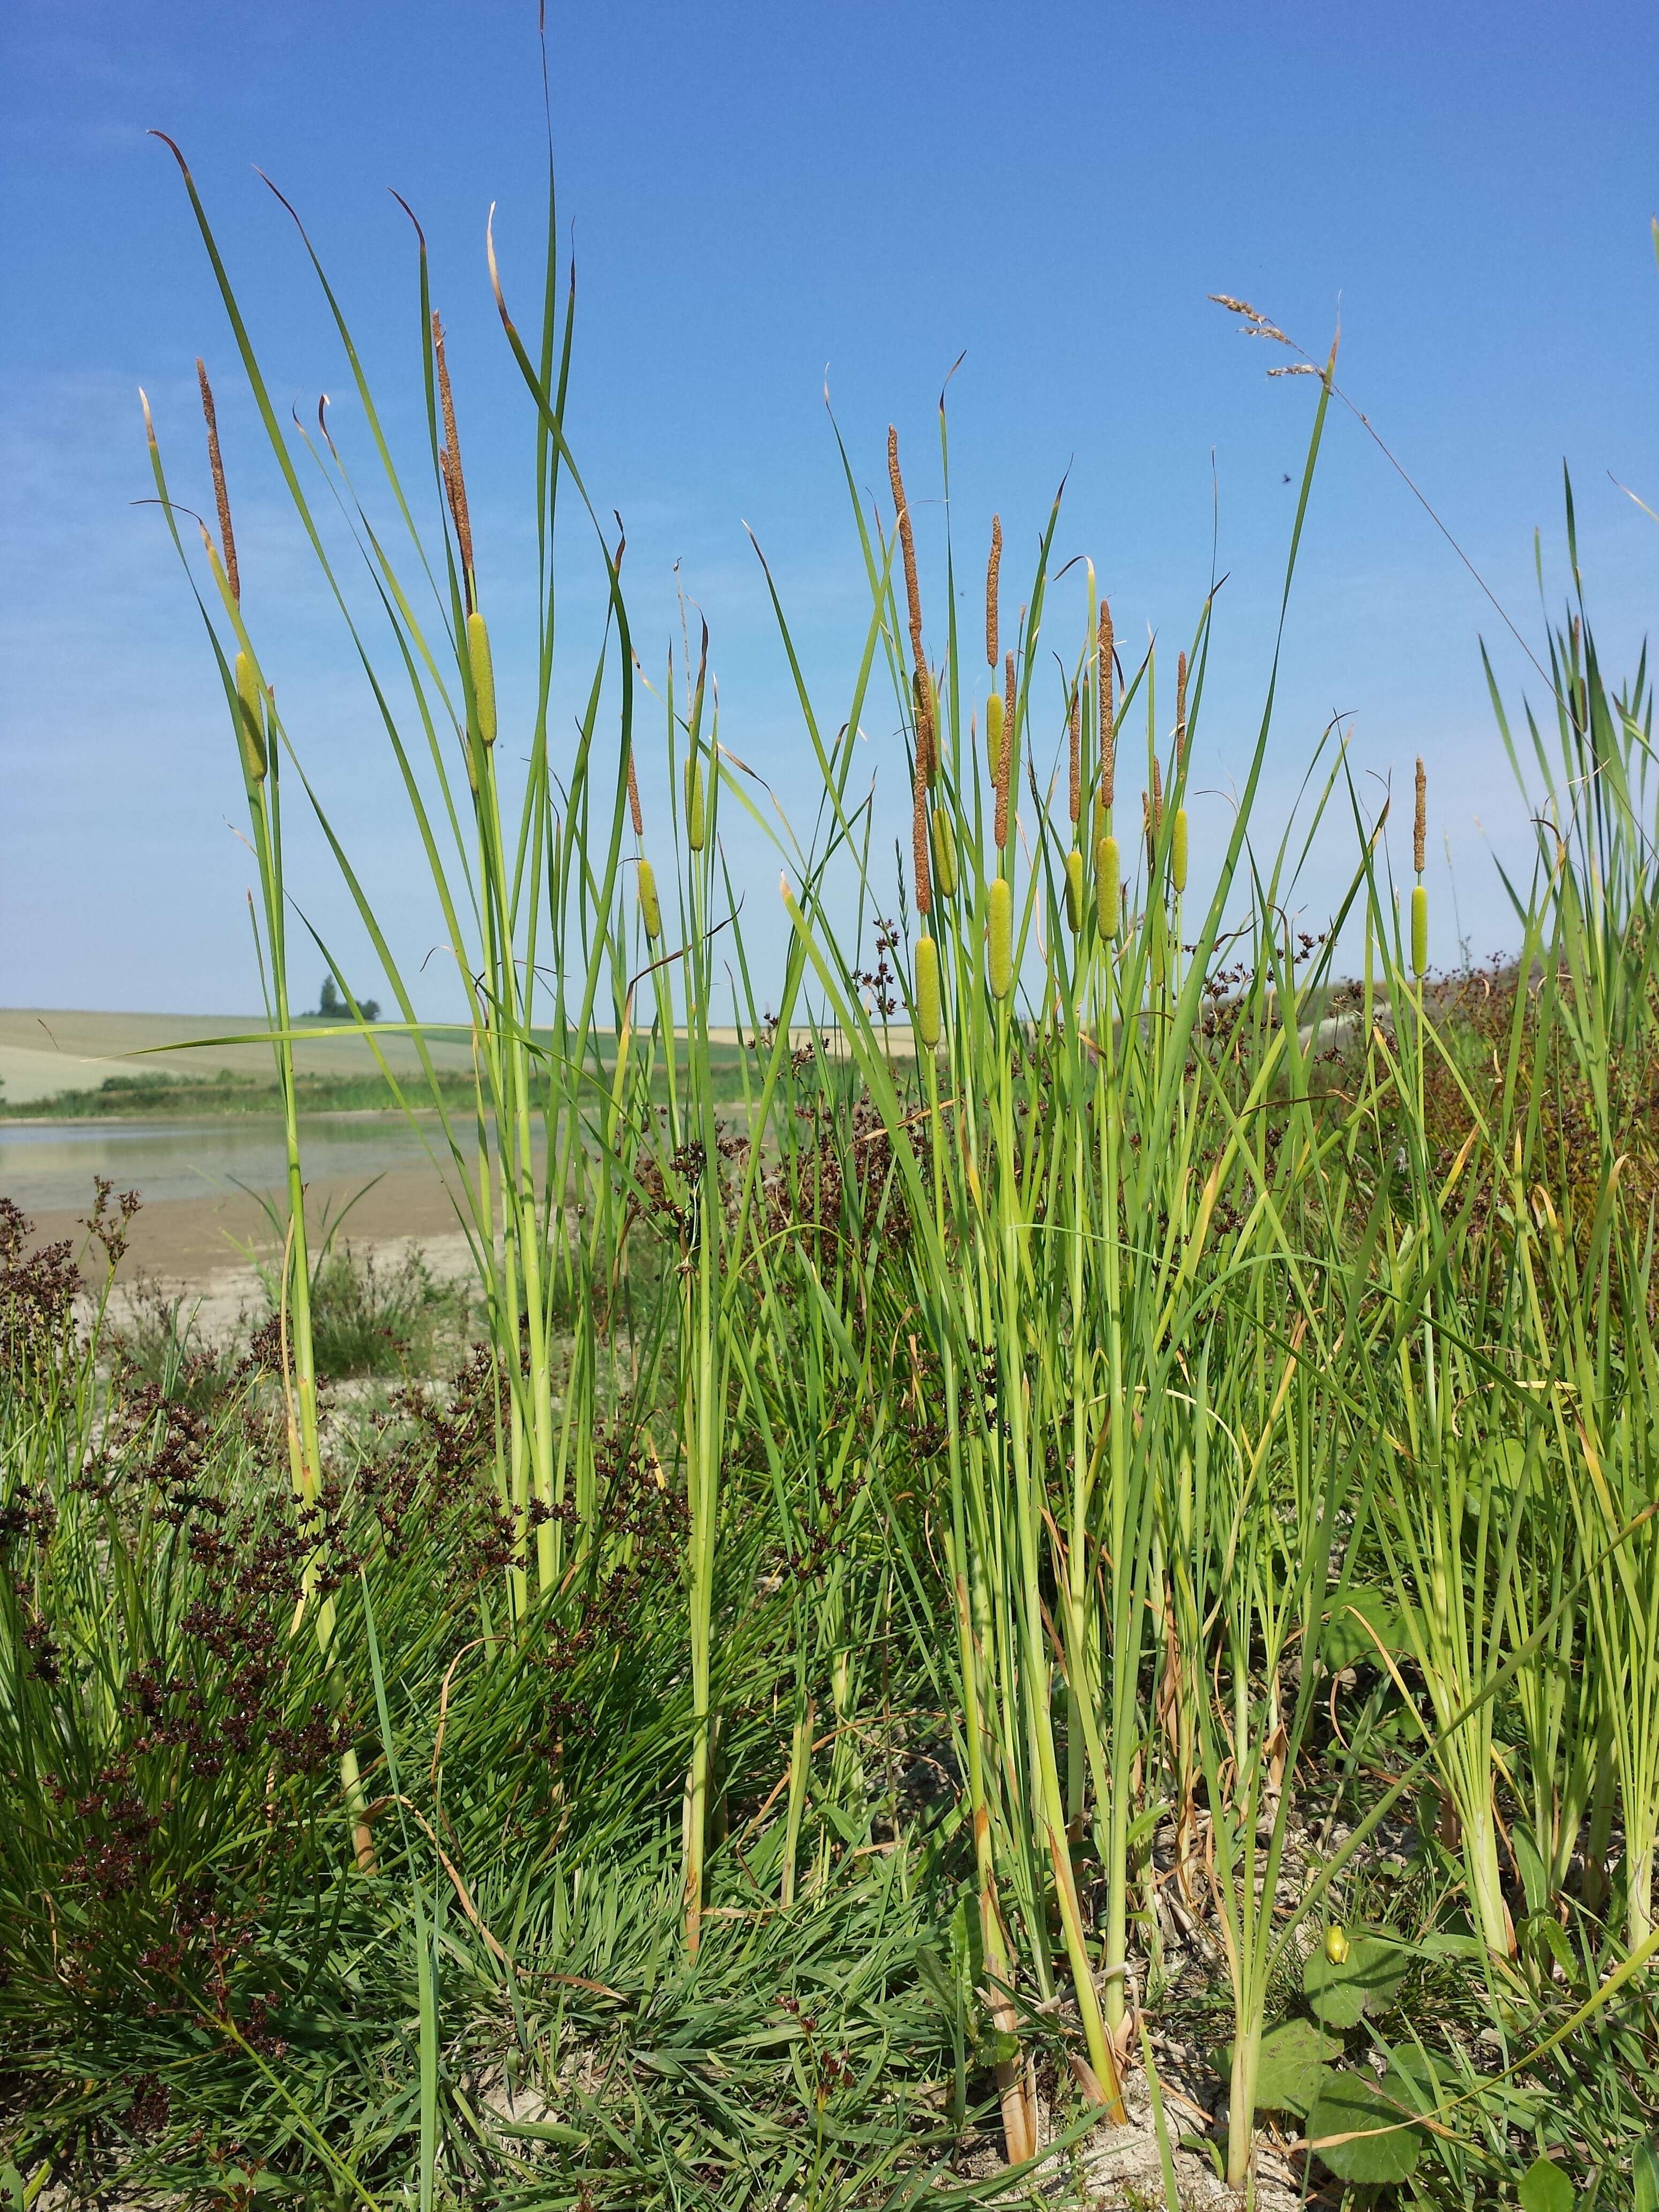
[3,0,1656,1014]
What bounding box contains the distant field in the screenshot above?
[0,1008,887,1115]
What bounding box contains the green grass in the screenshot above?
[3,106,1658,2212]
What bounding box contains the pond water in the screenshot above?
[0,1114,447,1215]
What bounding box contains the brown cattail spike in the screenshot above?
[432,312,474,584]
[1176,650,1189,768]
[996,649,1015,850]
[1414,758,1427,876]
[1152,752,1164,834]
[887,428,932,768]
[627,749,645,838]
[1098,601,1116,808]
[1068,685,1082,824]
[913,759,933,917]
[196,360,239,604]
[986,514,1002,669]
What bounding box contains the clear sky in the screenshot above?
[3,0,1656,1015]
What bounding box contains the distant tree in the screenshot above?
[311,975,380,1024]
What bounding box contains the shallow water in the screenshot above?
[0,1114,446,1215]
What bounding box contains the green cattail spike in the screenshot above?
[930,806,956,900]
[1065,849,1085,935]
[985,690,1004,782]
[234,650,267,782]
[1171,808,1189,895]
[467,610,497,746]
[638,857,663,941]
[1096,836,1119,938]
[1411,883,1429,979]
[988,878,1014,1001]
[686,752,706,851]
[915,934,942,1049]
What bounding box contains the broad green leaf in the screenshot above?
[1302,1931,1409,2027]
[1223,2018,1340,2116]
[1634,2140,1659,2212]
[1322,1585,1400,1670]
[1519,2155,1576,2212]
[1307,2068,1423,2185]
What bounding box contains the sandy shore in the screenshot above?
[30,1157,475,1291]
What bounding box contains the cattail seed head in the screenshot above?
[627,749,645,837]
[931,805,956,900]
[985,692,1004,782]
[466,610,497,746]
[196,360,239,605]
[1064,848,1085,935]
[987,877,1013,1000]
[234,650,267,782]
[1097,600,1116,805]
[1095,836,1119,937]
[1411,882,1429,978]
[912,666,935,785]
[995,649,1015,850]
[638,856,663,940]
[1175,649,1189,767]
[1068,685,1081,824]
[887,427,925,675]
[685,752,706,851]
[914,933,942,1049]
[912,763,933,918]
[1414,757,1427,876]
[985,514,1002,669]
[1151,752,1164,833]
[432,313,475,581]
[1171,808,1188,895]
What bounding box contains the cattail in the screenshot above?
[913,667,935,785]
[1143,791,1155,870]
[887,428,929,768]
[1151,751,1164,834]
[627,749,645,837]
[931,805,956,900]
[1411,883,1429,979]
[995,649,1015,850]
[1413,757,1427,876]
[912,764,933,917]
[1098,600,1116,806]
[1095,835,1119,937]
[914,933,942,1049]
[1068,685,1081,824]
[467,610,497,745]
[988,877,1014,1000]
[985,514,1002,669]
[234,651,267,782]
[1175,650,1189,767]
[1065,848,1085,934]
[685,752,706,852]
[196,360,239,604]
[985,693,1004,782]
[638,856,663,940]
[432,313,475,581]
[1171,808,1188,895]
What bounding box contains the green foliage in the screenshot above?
[1520,2155,1579,2212]
[1306,2067,1425,2185]
[1302,1931,1411,2029]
